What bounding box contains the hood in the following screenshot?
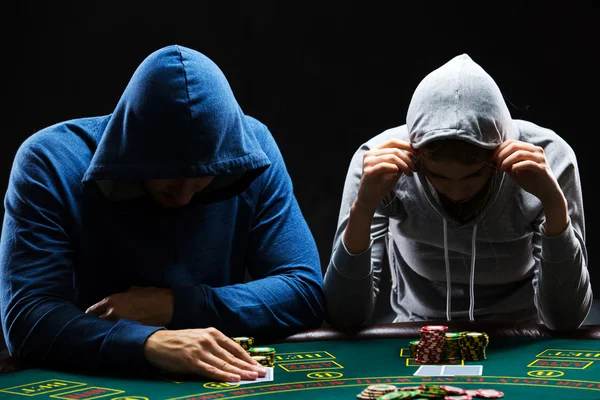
[407,53,516,150]
[82,44,270,201]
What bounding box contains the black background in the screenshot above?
[7,3,597,295]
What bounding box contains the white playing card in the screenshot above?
[414,365,483,376]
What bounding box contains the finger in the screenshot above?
[375,139,414,152]
[209,329,267,371]
[364,162,405,179]
[367,148,418,171]
[218,339,268,376]
[365,154,416,175]
[85,299,108,315]
[223,346,268,374]
[368,159,413,177]
[222,338,259,363]
[194,358,242,382]
[203,352,261,380]
[498,150,544,172]
[493,141,539,163]
[507,159,542,174]
[489,139,516,160]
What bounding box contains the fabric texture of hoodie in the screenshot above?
[0,45,324,375]
[324,54,592,330]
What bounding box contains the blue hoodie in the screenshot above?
[0,45,325,374]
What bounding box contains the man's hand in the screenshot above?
[144,328,268,382]
[343,139,417,254]
[85,286,174,327]
[491,139,569,236]
[354,139,417,215]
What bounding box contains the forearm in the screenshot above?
[541,191,569,237]
[323,239,376,329]
[3,297,161,374]
[535,222,593,330]
[171,273,324,336]
[343,202,376,255]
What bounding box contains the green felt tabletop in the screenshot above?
[0,336,598,399]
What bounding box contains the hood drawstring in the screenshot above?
[443,219,478,322]
[469,223,478,321]
[443,219,452,320]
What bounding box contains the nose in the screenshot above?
[445,185,470,202]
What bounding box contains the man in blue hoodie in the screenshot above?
[0,44,325,382]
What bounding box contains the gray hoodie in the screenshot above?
[323,54,592,330]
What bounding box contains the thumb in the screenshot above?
[86,298,108,315]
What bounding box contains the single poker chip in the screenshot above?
[377,391,412,399]
[232,336,253,342]
[248,346,276,357]
[444,395,472,400]
[367,384,397,392]
[421,325,449,331]
[248,346,275,352]
[439,385,467,395]
[355,384,397,399]
[399,386,422,391]
[231,336,255,349]
[356,394,376,400]
[475,389,504,398]
[356,394,378,399]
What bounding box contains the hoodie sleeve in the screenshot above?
[0,140,162,374]
[531,138,593,330]
[322,144,390,329]
[170,128,325,337]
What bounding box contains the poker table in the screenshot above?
[0,322,598,400]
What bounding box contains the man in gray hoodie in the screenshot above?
[324,53,592,330]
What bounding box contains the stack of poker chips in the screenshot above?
[409,340,419,358]
[231,336,255,350]
[231,337,276,367]
[248,346,276,367]
[459,332,489,361]
[415,325,448,364]
[405,329,490,363]
[391,384,504,399]
[355,384,398,399]
[442,332,463,361]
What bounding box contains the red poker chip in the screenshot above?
[421,325,448,331]
[444,396,472,400]
[440,385,467,395]
[475,388,504,398]
[399,386,422,391]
